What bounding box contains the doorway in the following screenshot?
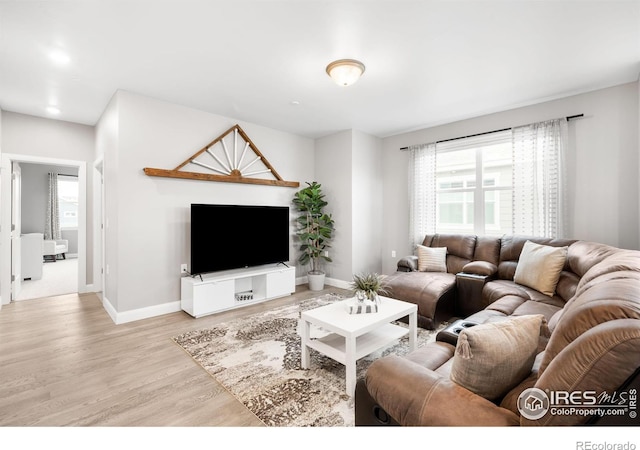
[0,154,88,305]
[16,163,79,300]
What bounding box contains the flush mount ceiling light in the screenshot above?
[325,59,365,86]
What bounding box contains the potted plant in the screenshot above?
[350,273,389,304]
[293,181,335,291]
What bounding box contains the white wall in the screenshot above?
[1,112,95,283]
[314,130,353,283]
[352,130,382,276]
[98,90,314,316]
[314,129,382,284]
[381,82,640,275]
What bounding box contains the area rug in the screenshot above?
[172,292,446,427]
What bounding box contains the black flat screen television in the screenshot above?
[190,204,290,275]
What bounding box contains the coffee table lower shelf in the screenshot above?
[305,323,409,365]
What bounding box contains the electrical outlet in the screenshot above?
[391,250,396,258]
[181,264,188,274]
[324,250,329,257]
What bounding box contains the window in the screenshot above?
[435,131,512,236]
[57,175,79,229]
[409,119,565,248]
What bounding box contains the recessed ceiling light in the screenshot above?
[46,106,61,115]
[290,100,300,106]
[49,49,70,65]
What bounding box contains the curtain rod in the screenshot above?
[399,114,584,150]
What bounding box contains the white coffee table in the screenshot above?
[300,296,417,397]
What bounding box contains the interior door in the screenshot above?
[11,162,22,299]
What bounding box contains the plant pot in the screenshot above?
[308,272,326,291]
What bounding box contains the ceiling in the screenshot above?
[1,1,639,139]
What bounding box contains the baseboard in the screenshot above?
[325,277,351,290]
[101,296,182,325]
[295,275,351,290]
[102,295,118,324]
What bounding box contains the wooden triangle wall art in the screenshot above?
[143,124,299,188]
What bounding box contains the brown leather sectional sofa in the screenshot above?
[356,233,640,426]
[381,234,579,329]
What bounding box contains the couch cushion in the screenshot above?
[404,341,455,371]
[473,235,502,266]
[531,319,640,426]
[483,279,566,313]
[383,271,456,323]
[513,241,568,297]
[429,234,476,260]
[567,240,619,278]
[511,300,563,324]
[555,271,580,303]
[497,235,575,281]
[464,308,509,324]
[549,272,640,355]
[499,352,546,416]
[425,234,477,274]
[450,314,545,401]
[528,250,640,426]
[417,245,447,272]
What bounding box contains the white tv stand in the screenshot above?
[180,264,296,318]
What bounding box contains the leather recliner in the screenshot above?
[356,238,640,426]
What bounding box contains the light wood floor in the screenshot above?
[0,286,350,426]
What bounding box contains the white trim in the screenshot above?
[102,295,118,324]
[296,275,351,290]
[93,156,104,297]
[324,277,351,290]
[0,158,12,305]
[105,300,182,325]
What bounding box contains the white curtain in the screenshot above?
[44,172,61,241]
[511,119,567,238]
[408,142,436,249]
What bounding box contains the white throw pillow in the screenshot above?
[417,245,447,272]
[514,240,568,297]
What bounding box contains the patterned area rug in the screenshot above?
[172,293,446,427]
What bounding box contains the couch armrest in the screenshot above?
[456,272,494,317]
[365,355,520,426]
[397,255,418,272]
[462,261,497,276]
